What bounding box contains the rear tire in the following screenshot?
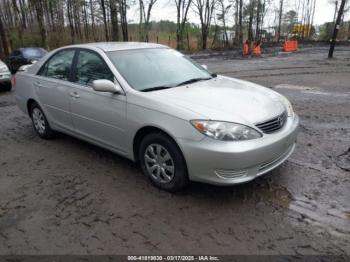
[139,133,189,192]
[30,102,55,139]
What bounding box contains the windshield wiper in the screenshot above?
[175,77,212,87]
[141,85,173,92]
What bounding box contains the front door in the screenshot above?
[69,49,128,154]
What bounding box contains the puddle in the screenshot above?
[260,183,293,209]
[260,183,350,236]
[289,197,350,235]
[273,84,319,91]
[273,84,350,97]
[0,101,15,107]
[302,90,350,97]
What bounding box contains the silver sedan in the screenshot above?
[14,42,299,191]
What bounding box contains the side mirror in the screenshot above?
[18,64,32,72]
[92,79,123,94]
[201,64,208,70]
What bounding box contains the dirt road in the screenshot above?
[0,45,349,255]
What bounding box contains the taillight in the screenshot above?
[11,75,16,88]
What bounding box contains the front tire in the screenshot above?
[139,133,189,192]
[30,102,55,139]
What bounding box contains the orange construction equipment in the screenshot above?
[242,42,249,56]
[283,40,298,52]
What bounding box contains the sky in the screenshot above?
[127,0,346,27]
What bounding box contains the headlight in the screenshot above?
[190,120,262,141]
[278,95,294,117]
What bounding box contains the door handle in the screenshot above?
[34,81,45,88]
[69,91,80,98]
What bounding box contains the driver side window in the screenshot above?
[74,50,114,86]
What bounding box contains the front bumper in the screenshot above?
[0,72,11,83]
[178,114,299,185]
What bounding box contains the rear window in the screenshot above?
[22,48,47,58]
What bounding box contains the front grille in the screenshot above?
[255,111,287,134]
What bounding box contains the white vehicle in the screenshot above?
[0,59,11,91]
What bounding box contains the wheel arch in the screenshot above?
[27,98,37,116]
[132,125,187,169]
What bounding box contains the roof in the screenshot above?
[72,42,168,52]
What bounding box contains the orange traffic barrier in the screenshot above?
[242,43,249,56]
[253,40,261,56]
[253,44,261,56]
[283,40,298,52]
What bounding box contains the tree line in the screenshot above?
[0,0,349,57]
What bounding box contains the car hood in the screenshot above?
[148,76,286,124]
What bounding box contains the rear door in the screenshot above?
[69,49,128,153]
[35,49,76,131]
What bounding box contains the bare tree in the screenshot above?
[193,0,217,49]
[110,0,119,41]
[120,0,129,41]
[217,0,231,47]
[31,0,48,48]
[100,0,109,41]
[12,0,23,46]
[66,0,75,43]
[139,0,158,41]
[309,0,316,37]
[175,0,192,49]
[247,0,255,42]
[333,0,339,23]
[0,10,10,57]
[90,0,97,40]
[277,0,283,41]
[255,0,261,39]
[82,0,89,39]
[234,0,239,44]
[258,0,267,40]
[238,0,243,44]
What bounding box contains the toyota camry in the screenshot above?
[14,42,299,191]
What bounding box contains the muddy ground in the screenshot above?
[0,45,349,255]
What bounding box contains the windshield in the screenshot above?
[107,48,212,91]
[22,48,47,59]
